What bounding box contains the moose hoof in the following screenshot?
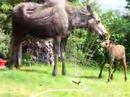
[15,66,20,69]
[125,77,127,81]
[52,72,57,76]
[110,75,113,80]
[62,71,66,75]
[98,74,102,78]
[107,78,110,82]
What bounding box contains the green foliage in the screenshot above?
[66,28,87,64]
[101,11,130,43]
[68,0,79,2]
[66,28,101,67]
[0,1,12,58]
[22,53,34,65]
[0,2,12,34]
[0,32,10,58]
[126,0,130,9]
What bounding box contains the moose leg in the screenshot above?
[52,37,61,76]
[98,61,106,78]
[18,43,22,65]
[98,63,105,78]
[62,36,68,53]
[108,60,113,82]
[110,61,117,80]
[8,37,21,69]
[8,36,16,69]
[14,45,20,69]
[8,25,24,69]
[14,43,23,68]
[61,51,66,75]
[60,38,67,75]
[99,55,108,78]
[122,57,127,81]
[99,51,108,78]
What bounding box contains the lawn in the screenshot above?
[0,63,130,97]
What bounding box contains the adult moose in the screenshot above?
[9,0,109,76]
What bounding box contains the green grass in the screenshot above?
[0,63,130,97]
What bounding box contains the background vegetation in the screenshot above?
[0,0,130,66]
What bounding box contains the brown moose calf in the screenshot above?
[98,40,127,82]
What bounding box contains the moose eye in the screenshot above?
[105,43,108,45]
[96,20,100,24]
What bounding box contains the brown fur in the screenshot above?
[99,40,127,82]
[9,1,109,76]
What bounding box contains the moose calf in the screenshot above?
[98,40,127,82]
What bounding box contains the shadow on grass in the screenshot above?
[0,69,8,71]
[68,75,100,79]
[20,68,50,74]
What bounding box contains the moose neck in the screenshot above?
[67,7,89,29]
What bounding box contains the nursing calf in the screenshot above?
[99,40,127,82]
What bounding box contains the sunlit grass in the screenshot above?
[0,63,130,97]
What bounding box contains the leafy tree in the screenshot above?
[126,0,130,9]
